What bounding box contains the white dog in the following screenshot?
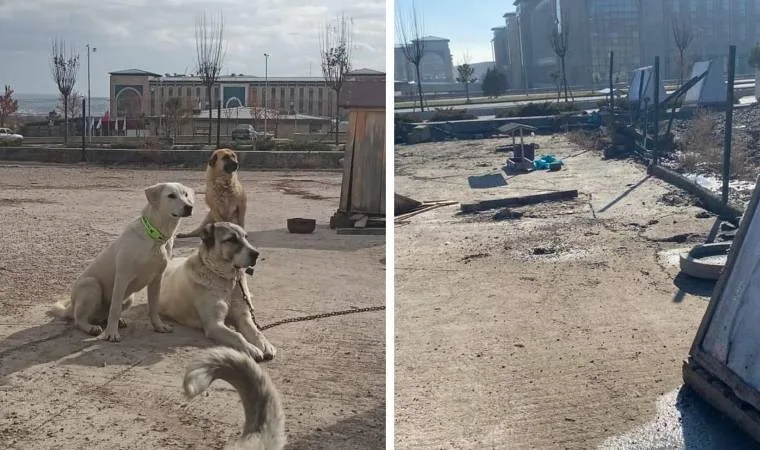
[158,222,276,361]
[51,182,195,342]
[183,347,285,449]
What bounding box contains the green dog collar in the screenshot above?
[140,216,166,243]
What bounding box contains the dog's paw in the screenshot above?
[244,344,266,362]
[260,341,277,361]
[99,329,121,342]
[118,318,128,329]
[86,325,103,336]
[152,320,173,333]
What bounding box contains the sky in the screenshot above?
[0,0,385,97]
[395,0,516,65]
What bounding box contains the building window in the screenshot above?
[168,87,173,96]
[251,87,257,106]
[298,87,305,111]
[196,87,201,97]
[177,86,182,96]
[290,87,295,99]
[318,88,324,115]
[328,91,333,117]
[308,88,314,114]
[187,87,191,97]
[160,87,164,96]
[214,87,219,104]
[280,88,286,108]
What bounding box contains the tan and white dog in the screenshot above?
[51,182,195,342]
[183,347,285,450]
[177,148,247,238]
[159,222,276,361]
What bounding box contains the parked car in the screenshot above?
[231,124,260,141]
[0,128,23,145]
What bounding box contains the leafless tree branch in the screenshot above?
[50,38,79,145]
[321,13,353,146]
[672,16,694,86]
[396,0,426,111]
[195,11,226,144]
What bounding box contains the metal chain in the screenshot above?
[254,305,385,331]
[237,278,384,331]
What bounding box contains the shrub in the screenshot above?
[395,113,422,123]
[495,102,579,118]
[429,107,476,122]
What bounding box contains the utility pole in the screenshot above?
[86,44,96,142]
[264,53,269,138]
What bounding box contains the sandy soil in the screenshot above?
[394,135,753,448]
[0,164,385,449]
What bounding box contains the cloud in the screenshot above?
[0,0,385,95]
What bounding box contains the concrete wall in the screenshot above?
[0,147,343,170]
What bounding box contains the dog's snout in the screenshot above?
[183,204,193,216]
[249,248,260,263]
[224,160,239,173]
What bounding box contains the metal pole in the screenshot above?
[264,53,269,138]
[216,99,221,149]
[653,56,660,166]
[86,44,90,142]
[723,45,736,205]
[609,51,614,110]
[81,97,86,161]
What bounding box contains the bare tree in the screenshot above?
[396,0,426,111]
[320,14,353,147]
[195,11,226,145]
[549,71,561,102]
[455,54,476,103]
[550,20,571,102]
[672,16,694,86]
[164,97,192,138]
[50,39,79,145]
[57,90,83,119]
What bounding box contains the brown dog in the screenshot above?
[177,149,247,238]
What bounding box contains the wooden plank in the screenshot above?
[460,190,579,213]
[336,227,385,235]
[394,201,458,222]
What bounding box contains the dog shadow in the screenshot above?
[173,225,383,252]
[0,304,213,384]
[285,405,385,450]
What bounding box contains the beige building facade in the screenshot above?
[109,69,337,122]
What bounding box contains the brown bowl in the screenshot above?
[287,218,316,234]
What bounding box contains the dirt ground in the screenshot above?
[394,135,751,448]
[0,164,385,449]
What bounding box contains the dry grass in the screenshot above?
[566,130,604,152]
[678,108,756,180]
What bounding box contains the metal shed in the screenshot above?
[330,69,386,230]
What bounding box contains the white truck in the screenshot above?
[0,128,23,145]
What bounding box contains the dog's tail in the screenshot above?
[183,347,285,449]
[48,298,73,319]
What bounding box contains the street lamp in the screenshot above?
[264,53,269,137]
[86,44,96,142]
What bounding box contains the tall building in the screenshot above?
[510,0,760,88]
[109,69,336,121]
[491,27,509,68]
[394,36,455,84]
[504,12,525,90]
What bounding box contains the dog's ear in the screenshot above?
[208,152,218,167]
[144,184,164,206]
[201,223,216,248]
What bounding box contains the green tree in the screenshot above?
[456,62,476,103]
[482,67,508,98]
